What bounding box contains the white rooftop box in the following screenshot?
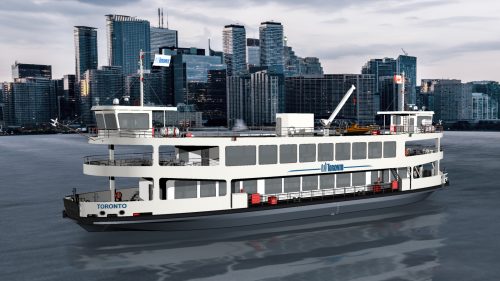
[276,113,314,137]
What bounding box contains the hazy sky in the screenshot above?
[1,0,499,83]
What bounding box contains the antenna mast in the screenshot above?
[158,8,160,28]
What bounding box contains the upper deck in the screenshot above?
[90,106,442,144]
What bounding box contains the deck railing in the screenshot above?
[84,153,153,166]
[248,182,398,206]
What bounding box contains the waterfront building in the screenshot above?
[285,74,376,125]
[12,78,53,127]
[472,92,498,121]
[362,58,397,113]
[246,38,260,67]
[432,79,472,122]
[469,81,500,119]
[74,26,98,81]
[259,21,284,73]
[12,62,52,80]
[106,14,151,75]
[1,83,14,126]
[223,24,246,76]
[80,66,123,125]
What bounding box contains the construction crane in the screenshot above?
[401,48,408,56]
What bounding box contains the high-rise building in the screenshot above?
[1,83,13,126]
[12,78,53,126]
[150,27,178,56]
[430,79,472,122]
[12,62,52,80]
[259,21,284,73]
[285,74,376,125]
[301,57,323,77]
[283,44,300,77]
[246,38,260,67]
[80,66,123,124]
[362,58,397,113]
[193,69,227,126]
[249,69,285,126]
[397,55,417,105]
[106,14,151,75]
[161,46,225,105]
[223,24,246,76]
[472,93,498,121]
[226,74,251,128]
[74,26,98,81]
[469,81,500,119]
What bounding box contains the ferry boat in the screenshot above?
[62,54,448,232]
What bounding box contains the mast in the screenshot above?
[400,71,405,111]
[139,49,144,107]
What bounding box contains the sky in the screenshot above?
[0,0,499,83]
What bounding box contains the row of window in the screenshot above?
[232,169,406,195]
[96,113,150,130]
[159,180,226,200]
[156,168,409,200]
[226,141,397,166]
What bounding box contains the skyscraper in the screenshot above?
[259,21,284,73]
[397,55,417,105]
[246,38,260,67]
[150,27,178,55]
[223,24,246,76]
[362,58,397,112]
[12,78,53,126]
[11,62,52,80]
[106,14,151,75]
[74,26,98,81]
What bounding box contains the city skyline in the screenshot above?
[0,0,499,83]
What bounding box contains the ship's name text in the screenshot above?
[321,163,344,173]
[97,203,128,209]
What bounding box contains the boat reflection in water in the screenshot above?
[73,200,446,281]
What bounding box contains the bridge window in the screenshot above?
[226,146,256,166]
[265,178,282,194]
[299,144,316,163]
[302,175,318,191]
[335,143,351,160]
[284,176,300,192]
[368,142,382,159]
[118,113,149,129]
[96,114,105,129]
[259,145,277,165]
[280,144,297,164]
[384,141,397,158]
[318,143,334,161]
[104,113,118,129]
[352,142,367,160]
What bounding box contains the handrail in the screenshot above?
[248,182,395,204]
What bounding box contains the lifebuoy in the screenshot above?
[115,191,122,201]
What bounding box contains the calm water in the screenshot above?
[0,132,499,281]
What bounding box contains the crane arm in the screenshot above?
[320,84,356,127]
